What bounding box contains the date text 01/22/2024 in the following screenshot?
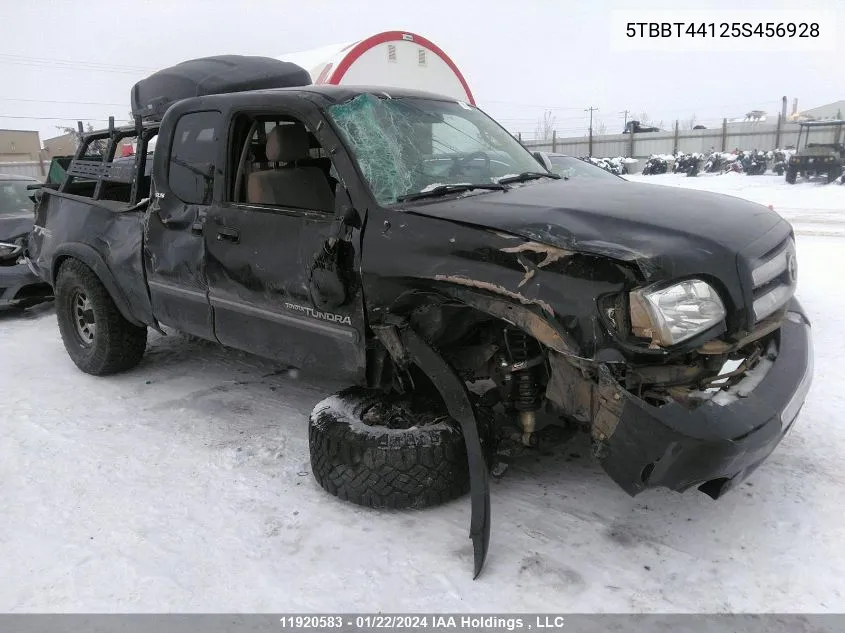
[278,615,568,630]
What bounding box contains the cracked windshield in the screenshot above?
[328,94,549,204]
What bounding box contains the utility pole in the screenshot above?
[620,109,630,128]
[585,106,598,157]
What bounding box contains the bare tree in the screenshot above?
[686,113,699,130]
[55,122,108,156]
[594,120,607,135]
[533,110,557,142]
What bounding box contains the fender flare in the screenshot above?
[399,327,491,579]
[51,243,145,327]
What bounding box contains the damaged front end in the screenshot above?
[336,89,813,576]
[497,232,814,499]
[546,301,812,499]
[364,201,814,503]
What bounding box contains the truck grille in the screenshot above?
[749,237,797,323]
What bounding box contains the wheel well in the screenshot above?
[368,293,552,393]
[51,255,72,285]
[50,252,145,327]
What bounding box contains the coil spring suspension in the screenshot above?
[497,328,546,446]
[504,329,542,411]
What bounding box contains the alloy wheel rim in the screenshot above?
[72,290,96,344]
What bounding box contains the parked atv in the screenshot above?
[785,120,845,184]
[740,150,769,175]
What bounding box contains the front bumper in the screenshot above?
[598,298,813,499]
[0,261,53,309]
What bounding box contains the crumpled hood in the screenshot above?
[0,212,35,244]
[404,178,790,280]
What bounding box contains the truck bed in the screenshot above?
[28,189,154,326]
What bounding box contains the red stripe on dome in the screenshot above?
[325,31,475,105]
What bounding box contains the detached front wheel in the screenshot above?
[309,387,470,509]
[55,259,147,375]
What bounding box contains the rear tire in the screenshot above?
[308,387,471,509]
[55,259,147,375]
[785,169,797,184]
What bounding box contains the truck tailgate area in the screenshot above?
[28,191,154,326]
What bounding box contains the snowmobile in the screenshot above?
[673,153,702,177]
[702,151,725,173]
[641,155,668,175]
[741,150,768,176]
[770,150,787,176]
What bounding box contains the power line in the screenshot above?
[0,60,146,75]
[482,99,586,110]
[0,53,155,72]
[495,115,588,123]
[0,97,126,107]
[0,115,120,121]
[495,99,787,128]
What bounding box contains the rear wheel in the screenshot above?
[55,259,147,375]
[785,168,797,184]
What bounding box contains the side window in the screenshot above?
[228,113,337,214]
[168,111,221,204]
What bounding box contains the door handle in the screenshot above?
[190,222,204,236]
[216,227,240,243]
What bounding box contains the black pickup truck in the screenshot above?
[27,56,813,578]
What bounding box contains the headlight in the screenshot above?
[629,279,726,347]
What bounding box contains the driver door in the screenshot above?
[204,105,368,381]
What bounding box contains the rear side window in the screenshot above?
[168,111,221,204]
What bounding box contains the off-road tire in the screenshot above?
[55,259,147,375]
[308,387,470,509]
[785,168,797,184]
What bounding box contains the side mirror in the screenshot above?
[335,184,360,229]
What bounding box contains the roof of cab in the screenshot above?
[194,83,465,108]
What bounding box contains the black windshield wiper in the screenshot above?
[396,183,508,202]
[496,171,561,185]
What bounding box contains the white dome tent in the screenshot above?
[278,31,475,104]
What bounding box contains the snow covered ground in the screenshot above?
[626,172,845,238]
[2,174,844,613]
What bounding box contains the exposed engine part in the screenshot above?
[492,328,547,446]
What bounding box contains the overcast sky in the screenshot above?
[1,0,841,143]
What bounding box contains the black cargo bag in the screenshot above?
[130,55,312,122]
